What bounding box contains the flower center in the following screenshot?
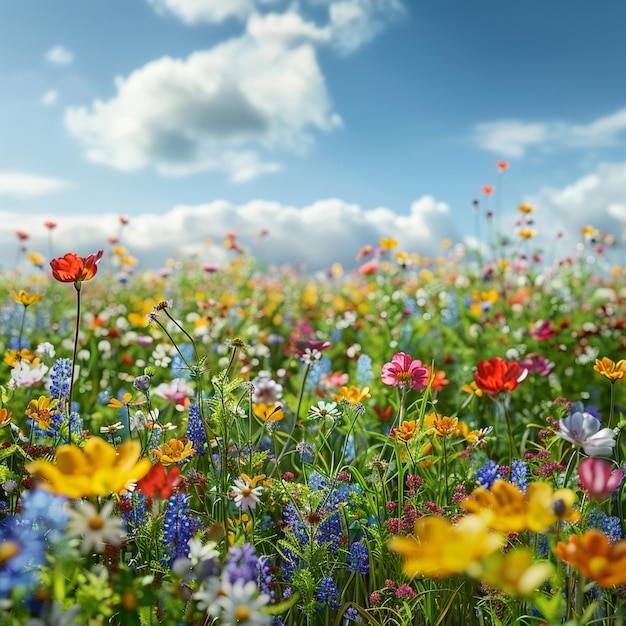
[241,487,252,497]
[234,605,251,621]
[0,541,20,565]
[89,515,104,530]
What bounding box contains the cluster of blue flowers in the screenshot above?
[163,493,202,565]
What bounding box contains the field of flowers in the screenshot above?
[1,215,626,626]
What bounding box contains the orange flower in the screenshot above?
[428,415,459,437]
[594,357,626,382]
[50,249,104,285]
[390,419,419,442]
[555,530,626,588]
[424,365,449,392]
[474,357,527,395]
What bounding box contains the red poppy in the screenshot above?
[119,216,130,225]
[474,357,527,395]
[137,463,181,499]
[16,230,29,240]
[496,161,509,173]
[481,186,495,196]
[50,249,104,284]
[44,221,57,230]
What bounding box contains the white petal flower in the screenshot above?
[209,578,271,626]
[558,411,615,457]
[67,500,126,554]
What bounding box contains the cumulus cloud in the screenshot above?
[0,196,460,272]
[145,0,405,51]
[65,17,340,181]
[41,90,58,106]
[475,107,626,158]
[500,161,626,258]
[0,171,72,197]
[45,45,73,66]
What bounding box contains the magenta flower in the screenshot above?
[578,457,624,502]
[381,353,429,391]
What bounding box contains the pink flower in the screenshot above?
[578,457,624,502]
[381,353,429,391]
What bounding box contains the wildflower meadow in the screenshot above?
[2,199,626,626]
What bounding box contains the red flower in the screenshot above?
[119,216,130,225]
[474,357,527,395]
[496,161,509,173]
[16,230,29,240]
[481,185,495,196]
[50,249,104,284]
[137,463,181,499]
[44,221,57,230]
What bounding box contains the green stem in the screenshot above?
[67,283,82,445]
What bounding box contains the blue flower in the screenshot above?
[316,576,341,610]
[225,543,259,585]
[475,460,501,489]
[0,517,46,598]
[347,541,369,575]
[186,404,207,452]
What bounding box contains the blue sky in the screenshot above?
[2,0,626,272]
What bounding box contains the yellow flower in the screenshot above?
[332,385,371,405]
[252,403,284,423]
[151,438,196,466]
[581,225,595,237]
[28,252,46,268]
[379,237,399,251]
[4,349,36,367]
[518,203,535,214]
[388,514,504,578]
[476,548,553,596]
[25,396,61,431]
[25,438,152,498]
[518,228,536,239]
[594,357,626,382]
[463,480,579,533]
[11,290,42,306]
[461,381,484,398]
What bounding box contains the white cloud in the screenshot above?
[41,90,58,106]
[0,171,72,197]
[474,120,547,158]
[475,107,626,158]
[0,196,460,272]
[326,0,405,54]
[146,0,253,24]
[45,45,73,66]
[65,21,340,181]
[503,161,626,257]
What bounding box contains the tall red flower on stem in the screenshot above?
[50,250,104,444]
[50,250,103,286]
[474,357,527,395]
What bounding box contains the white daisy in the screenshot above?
[67,500,126,554]
[231,475,264,512]
[209,578,271,626]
